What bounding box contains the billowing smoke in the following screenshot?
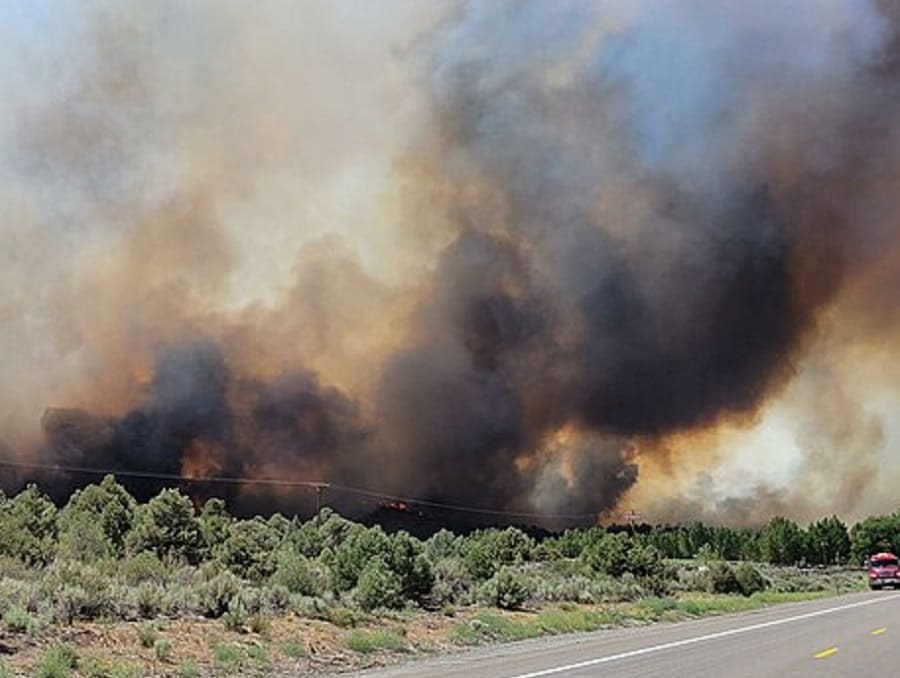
[3,1,900,524]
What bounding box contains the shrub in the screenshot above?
[213,643,245,673]
[354,558,403,611]
[137,622,158,648]
[704,562,742,595]
[478,566,530,610]
[199,498,232,556]
[429,557,473,607]
[581,533,629,577]
[281,636,307,658]
[222,597,248,632]
[582,534,662,578]
[249,611,271,636]
[129,582,165,619]
[3,605,35,634]
[57,513,114,563]
[345,629,407,654]
[121,551,168,586]
[332,526,392,591]
[175,662,200,678]
[734,563,767,596]
[59,476,137,557]
[217,519,280,582]
[35,644,78,678]
[154,638,172,662]
[426,529,460,560]
[463,528,533,581]
[285,519,326,558]
[42,560,114,622]
[389,533,434,604]
[270,550,320,595]
[195,571,241,618]
[126,489,203,564]
[263,584,291,613]
[0,485,58,566]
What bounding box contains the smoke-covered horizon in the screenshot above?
[3,0,900,527]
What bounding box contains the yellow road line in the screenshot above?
[872,627,887,636]
[814,647,838,659]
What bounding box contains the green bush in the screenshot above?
[126,489,203,564]
[389,533,435,604]
[332,526,392,591]
[0,485,58,566]
[35,643,78,678]
[175,662,200,678]
[354,558,403,611]
[478,566,530,610]
[2,605,35,634]
[222,597,248,631]
[217,518,280,582]
[121,551,168,586]
[430,557,473,607]
[345,629,407,654]
[195,571,241,618]
[281,635,307,658]
[582,534,662,578]
[213,642,245,673]
[734,563,767,596]
[128,581,165,619]
[463,528,533,581]
[704,562,742,595]
[59,476,137,557]
[42,560,114,622]
[137,622,158,648]
[270,550,320,595]
[199,498,232,556]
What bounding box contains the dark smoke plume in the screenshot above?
[3,1,900,524]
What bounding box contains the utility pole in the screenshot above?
[623,509,641,536]
[313,482,330,523]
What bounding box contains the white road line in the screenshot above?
[506,593,900,678]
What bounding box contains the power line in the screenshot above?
[0,458,324,488]
[326,482,598,521]
[0,458,599,522]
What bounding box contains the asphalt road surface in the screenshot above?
[352,590,900,677]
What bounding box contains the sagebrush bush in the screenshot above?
[35,643,78,678]
[262,584,291,613]
[195,571,241,618]
[429,558,473,607]
[478,566,530,610]
[129,582,165,619]
[704,562,742,595]
[734,563,767,596]
[121,551,168,586]
[42,560,114,622]
[3,605,35,634]
[222,597,248,631]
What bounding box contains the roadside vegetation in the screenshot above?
[0,477,877,675]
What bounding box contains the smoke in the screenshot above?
[3,0,900,523]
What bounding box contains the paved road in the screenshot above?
[352,591,900,677]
